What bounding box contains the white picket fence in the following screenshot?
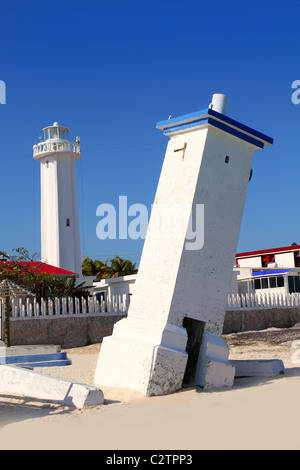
[228,292,300,309]
[0,295,129,320]
[0,292,300,325]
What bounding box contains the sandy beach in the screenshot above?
[1,327,300,450]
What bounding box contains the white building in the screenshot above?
[33,123,82,283]
[93,271,239,306]
[93,274,136,307]
[235,244,300,297]
[236,243,300,269]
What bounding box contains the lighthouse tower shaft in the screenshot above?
[94,94,273,396]
[33,123,82,279]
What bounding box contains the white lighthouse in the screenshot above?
[33,122,82,282]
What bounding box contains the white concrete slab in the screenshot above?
[0,345,61,357]
[231,359,285,377]
[0,364,104,408]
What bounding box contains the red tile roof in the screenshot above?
[0,261,78,277]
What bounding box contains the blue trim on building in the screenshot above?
[208,118,265,148]
[156,108,209,129]
[252,269,290,277]
[156,107,273,148]
[160,117,210,134]
[159,117,264,148]
[207,109,273,145]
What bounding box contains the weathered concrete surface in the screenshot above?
[223,308,300,334]
[94,321,189,396]
[195,332,235,389]
[9,314,126,349]
[7,308,300,350]
[0,364,104,408]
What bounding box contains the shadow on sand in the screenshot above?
[0,391,123,430]
[2,368,300,429]
[0,393,78,429]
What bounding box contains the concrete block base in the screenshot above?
[94,320,189,396]
[95,321,237,394]
[94,336,188,396]
[195,332,235,389]
[231,359,286,377]
[0,364,104,408]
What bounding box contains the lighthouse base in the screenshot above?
[94,318,188,396]
[195,332,235,389]
[94,318,235,395]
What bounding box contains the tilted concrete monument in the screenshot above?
[94,93,273,395]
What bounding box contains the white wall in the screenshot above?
[82,276,96,294]
[237,251,296,269]
[237,267,253,279]
[93,275,137,303]
[275,252,295,267]
[238,256,262,268]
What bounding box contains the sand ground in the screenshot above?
[1,327,300,450]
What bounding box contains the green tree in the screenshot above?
[47,276,87,299]
[81,256,108,276]
[98,255,138,279]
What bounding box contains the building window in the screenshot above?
[289,277,295,293]
[255,278,261,289]
[288,276,300,293]
[277,276,284,287]
[254,275,285,290]
[66,218,70,226]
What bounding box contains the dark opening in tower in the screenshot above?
[182,317,205,387]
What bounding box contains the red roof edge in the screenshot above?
[236,244,300,259]
[0,261,78,277]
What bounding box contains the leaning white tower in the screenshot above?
[94,94,273,395]
[33,122,82,281]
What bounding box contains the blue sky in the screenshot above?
[1,0,300,266]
